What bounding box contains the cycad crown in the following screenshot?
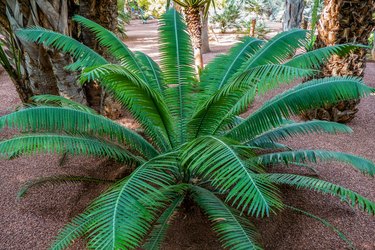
[1,8,374,250]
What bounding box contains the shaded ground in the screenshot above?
[0,19,374,249]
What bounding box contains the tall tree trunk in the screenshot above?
[283,0,304,31]
[201,8,210,54]
[1,0,86,103]
[184,6,204,70]
[303,0,375,123]
[79,0,122,118]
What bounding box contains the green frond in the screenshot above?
[182,136,283,216]
[189,64,315,138]
[211,65,318,134]
[72,15,149,82]
[252,150,375,176]
[285,44,368,69]
[52,154,178,249]
[247,120,352,146]
[82,64,176,151]
[0,106,158,159]
[18,175,115,199]
[285,205,354,249]
[16,27,107,71]
[0,134,141,164]
[144,195,185,250]
[199,37,263,97]
[227,76,373,142]
[236,29,308,72]
[159,8,196,144]
[264,173,375,215]
[51,211,93,250]
[248,142,291,150]
[30,95,97,114]
[191,185,262,250]
[135,51,165,94]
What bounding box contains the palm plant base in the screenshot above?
[302,99,359,123]
[310,0,375,122]
[2,8,375,250]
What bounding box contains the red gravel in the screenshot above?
[0,20,374,249]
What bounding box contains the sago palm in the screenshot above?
[1,8,375,249]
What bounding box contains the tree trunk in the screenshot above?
[184,6,203,70]
[303,0,375,123]
[250,19,256,37]
[1,0,86,103]
[79,0,122,118]
[201,8,210,54]
[283,0,304,31]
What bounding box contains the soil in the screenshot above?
[0,19,374,250]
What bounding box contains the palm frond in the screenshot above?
[182,136,282,216]
[0,134,141,164]
[252,150,375,176]
[189,64,315,138]
[235,29,308,72]
[72,15,149,82]
[30,95,97,114]
[199,37,263,97]
[248,141,291,150]
[82,64,176,151]
[0,106,158,159]
[264,173,375,215]
[135,51,165,94]
[51,211,93,250]
[18,175,115,199]
[247,120,352,146]
[191,185,262,250]
[227,76,374,142]
[285,44,368,69]
[144,194,185,250]
[16,27,107,71]
[159,8,196,144]
[285,205,354,249]
[51,153,178,249]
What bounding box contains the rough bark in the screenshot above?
[184,6,203,69]
[303,0,375,123]
[283,0,304,31]
[1,0,86,103]
[79,0,122,118]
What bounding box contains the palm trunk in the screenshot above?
[303,0,375,123]
[79,0,122,118]
[184,6,203,69]
[283,0,304,31]
[201,8,210,54]
[1,0,86,103]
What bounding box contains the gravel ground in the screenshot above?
[0,19,374,250]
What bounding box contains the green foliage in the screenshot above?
[5,8,375,249]
[211,4,241,33]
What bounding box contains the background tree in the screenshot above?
[0,0,121,117]
[283,0,304,31]
[201,7,210,53]
[0,0,85,103]
[303,0,375,122]
[170,0,214,69]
